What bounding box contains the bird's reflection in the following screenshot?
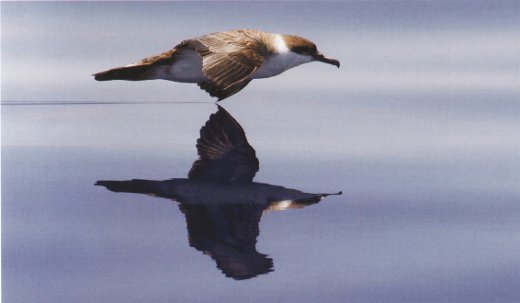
[96,106,341,280]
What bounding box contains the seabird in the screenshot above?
[93,29,340,101]
[96,106,341,280]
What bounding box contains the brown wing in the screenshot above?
[198,79,252,101]
[181,30,267,100]
[188,106,259,183]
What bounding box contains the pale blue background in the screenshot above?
[2,1,520,302]
[3,1,519,103]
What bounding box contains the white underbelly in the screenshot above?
[151,50,205,83]
[253,59,287,79]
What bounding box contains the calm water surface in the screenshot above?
[2,96,519,302]
[3,1,520,301]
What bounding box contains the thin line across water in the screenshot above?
[1,101,215,106]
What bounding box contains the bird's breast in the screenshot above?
[252,53,312,79]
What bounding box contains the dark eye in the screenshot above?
[292,46,309,55]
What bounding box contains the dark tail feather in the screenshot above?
[95,179,157,194]
[93,65,150,81]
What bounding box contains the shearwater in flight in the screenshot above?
[94,29,340,100]
[96,106,341,279]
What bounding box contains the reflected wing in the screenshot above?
[179,202,273,280]
[188,106,259,183]
[182,30,266,100]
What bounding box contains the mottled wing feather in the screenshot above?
[201,49,263,87]
[188,106,259,183]
[182,30,266,99]
[198,79,252,101]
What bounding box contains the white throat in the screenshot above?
[273,34,289,53]
[253,53,312,79]
[252,34,313,79]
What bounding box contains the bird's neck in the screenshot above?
[272,34,290,54]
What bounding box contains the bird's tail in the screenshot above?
[93,65,151,81]
[95,179,157,194]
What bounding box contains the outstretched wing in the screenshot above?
[188,106,259,183]
[182,30,267,100]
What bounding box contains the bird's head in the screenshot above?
[283,35,340,68]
